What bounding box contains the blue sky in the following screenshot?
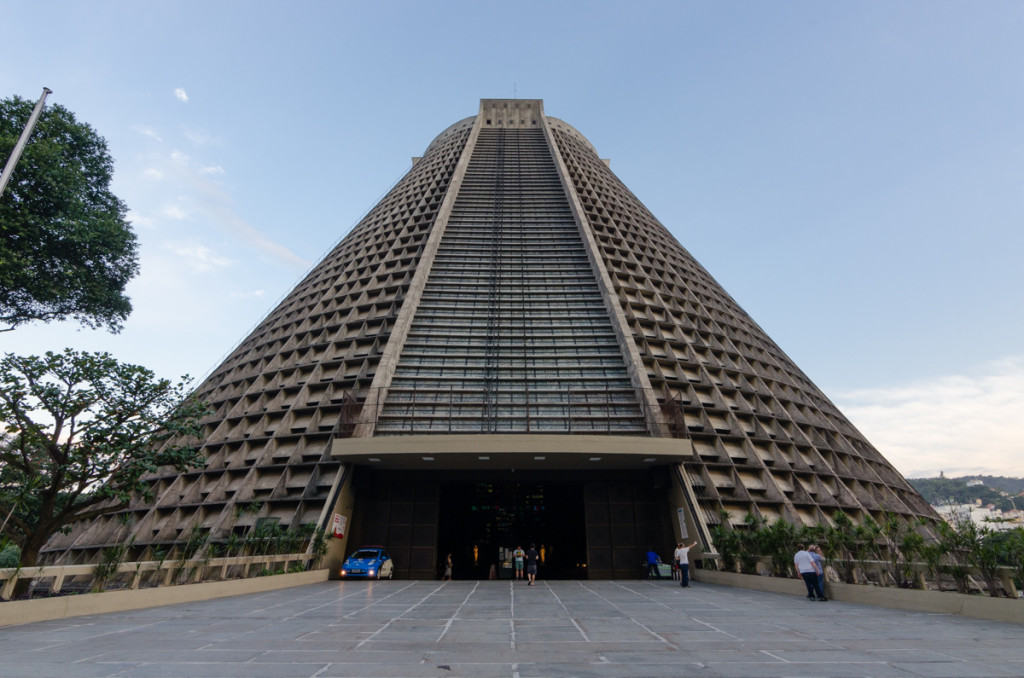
[2,1,1022,478]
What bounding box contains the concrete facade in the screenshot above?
[46,100,934,585]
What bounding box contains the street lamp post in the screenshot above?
[0,87,52,198]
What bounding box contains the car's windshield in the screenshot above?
[351,550,380,559]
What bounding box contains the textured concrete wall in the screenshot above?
[694,569,1024,624]
[0,569,329,628]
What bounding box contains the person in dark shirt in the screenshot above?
[525,543,540,586]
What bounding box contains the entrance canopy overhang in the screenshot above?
[331,434,693,470]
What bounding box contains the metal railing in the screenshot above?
[332,386,692,438]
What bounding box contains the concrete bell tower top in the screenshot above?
[479,99,545,129]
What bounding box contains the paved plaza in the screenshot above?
[1,579,1022,677]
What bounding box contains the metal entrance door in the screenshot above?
[351,471,439,579]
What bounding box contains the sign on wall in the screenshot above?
[332,513,347,539]
[677,508,689,540]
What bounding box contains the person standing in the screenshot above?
[674,540,698,587]
[794,544,826,601]
[809,545,826,596]
[442,553,453,582]
[645,547,663,580]
[525,543,540,586]
[513,545,526,581]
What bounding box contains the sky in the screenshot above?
[2,1,1022,479]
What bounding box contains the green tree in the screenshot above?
[823,510,858,583]
[0,349,207,594]
[0,439,43,537]
[899,530,926,588]
[757,516,799,577]
[736,512,763,574]
[0,541,19,568]
[966,524,1008,597]
[935,518,975,594]
[919,540,948,591]
[851,516,882,583]
[1,96,138,332]
[1003,528,1024,593]
[708,511,742,572]
[878,512,926,587]
[727,515,830,579]
[306,524,333,569]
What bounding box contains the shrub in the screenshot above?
[0,543,20,568]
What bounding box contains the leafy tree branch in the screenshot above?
[1,96,138,332]
[0,349,208,592]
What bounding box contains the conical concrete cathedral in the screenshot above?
[47,100,933,579]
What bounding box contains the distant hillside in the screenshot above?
[960,475,1024,496]
[908,476,1019,512]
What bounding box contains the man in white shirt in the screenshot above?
[794,544,826,601]
[673,540,698,587]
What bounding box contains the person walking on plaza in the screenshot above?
[674,540,698,587]
[794,544,826,601]
[442,553,453,582]
[645,547,663,580]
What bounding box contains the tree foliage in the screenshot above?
[0,95,138,332]
[0,541,19,568]
[0,349,208,575]
[878,511,926,586]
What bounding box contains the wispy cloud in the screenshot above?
[133,126,162,142]
[836,356,1024,478]
[124,127,308,272]
[164,241,232,272]
[174,87,189,103]
[184,129,221,147]
[127,210,156,230]
[159,203,188,220]
[229,289,266,299]
[175,165,311,270]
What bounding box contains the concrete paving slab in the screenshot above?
[113,662,333,678]
[1,580,1023,678]
[705,664,917,678]
[888,661,1020,677]
[0,664,142,678]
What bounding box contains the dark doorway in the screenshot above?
[437,479,587,580]
[346,468,675,580]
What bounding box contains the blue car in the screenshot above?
[340,546,394,579]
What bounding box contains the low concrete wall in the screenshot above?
[0,568,329,628]
[693,569,1024,624]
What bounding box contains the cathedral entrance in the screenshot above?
[437,479,587,580]
[346,467,677,581]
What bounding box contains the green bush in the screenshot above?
[0,543,20,568]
